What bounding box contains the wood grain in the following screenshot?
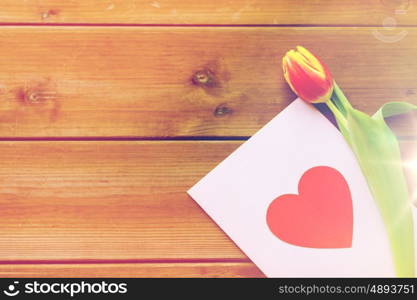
[0,140,416,263]
[0,27,416,138]
[0,0,414,25]
[0,262,264,277]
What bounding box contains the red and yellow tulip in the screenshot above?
[282,46,416,277]
[282,46,333,103]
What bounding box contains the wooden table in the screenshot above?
[0,0,417,277]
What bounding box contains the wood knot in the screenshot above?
[19,88,57,105]
[14,79,61,121]
[41,9,60,20]
[214,103,233,117]
[16,80,58,105]
[192,69,216,87]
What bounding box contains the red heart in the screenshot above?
[266,166,353,248]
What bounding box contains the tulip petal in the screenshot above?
[297,46,326,78]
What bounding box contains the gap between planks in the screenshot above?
[0,23,417,28]
[0,258,250,265]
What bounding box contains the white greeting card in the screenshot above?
[188,99,417,277]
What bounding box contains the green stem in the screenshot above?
[333,82,353,111]
[326,98,347,126]
[328,84,414,277]
[325,97,350,142]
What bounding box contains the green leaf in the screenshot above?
[328,84,416,277]
[374,101,417,120]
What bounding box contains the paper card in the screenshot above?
[188,99,417,277]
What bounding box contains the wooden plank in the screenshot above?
[0,141,243,260]
[0,262,264,277]
[0,0,414,25]
[0,140,416,261]
[0,27,416,138]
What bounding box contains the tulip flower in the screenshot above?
[283,46,416,277]
[282,46,333,103]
